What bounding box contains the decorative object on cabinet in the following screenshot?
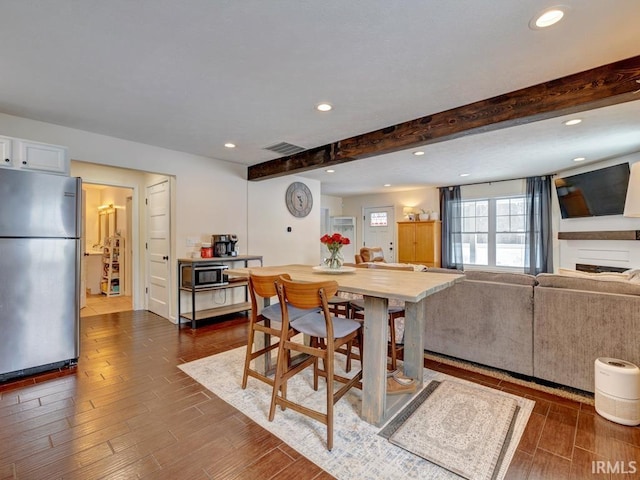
[397,220,441,267]
[0,134,69,175]
[285,182,313,217]
[177,255,263,329]
[402,206,416,221]
[101,236,123,296]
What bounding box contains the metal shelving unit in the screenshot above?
[101,236,123,296]
[177,255,263,329]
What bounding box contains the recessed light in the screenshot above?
[383,184,391,187]
[316,103,332,112]
[573,157,586,162]
[413,151,425,156]
[460,173,470,177]
[326,169,335,173]
[530,6,566,29]
[563,118,582,126]
[224,143,236,148]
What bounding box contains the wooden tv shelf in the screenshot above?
[557,230,640,241]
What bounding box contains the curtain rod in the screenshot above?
[440,173,556,190]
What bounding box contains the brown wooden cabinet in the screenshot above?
[397,221,441,267]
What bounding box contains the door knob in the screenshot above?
[163,255,169,260]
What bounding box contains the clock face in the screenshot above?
[285,182,313,217]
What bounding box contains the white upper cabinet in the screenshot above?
[0,136,13,168]
[0,135,69,175]
[18,140,69,174]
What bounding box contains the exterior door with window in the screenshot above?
[362,206,395,262]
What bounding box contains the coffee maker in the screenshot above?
[212,234,238,257]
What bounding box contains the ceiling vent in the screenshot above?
[263,142,305,156]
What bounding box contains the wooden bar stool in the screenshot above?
[348,299,405,371]
[241,272,315,390]
[269,277,363,451]
[347,263,412,371]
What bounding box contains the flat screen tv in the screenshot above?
[554,163,630,219]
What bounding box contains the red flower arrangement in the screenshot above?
[321,233,350,268]
[320,233,351,249]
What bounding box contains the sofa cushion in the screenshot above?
[534,283,640,392]
[463,270,537,286]
[558,268,633,281]
[536,273,640,296]
[425,267,462,274]
[361,261,427,272]
[424,275,534,376]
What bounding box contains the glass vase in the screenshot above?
[325,248,344,269]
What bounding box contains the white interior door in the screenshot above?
[125,196,133,296]
[80,190,87,308]
[146,180,171,319]
[362,206,396,262]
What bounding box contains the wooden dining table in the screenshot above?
[226,264,464,426]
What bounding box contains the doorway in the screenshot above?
[362,206,396,262]
[81,183,134,317]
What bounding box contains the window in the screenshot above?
[369,212,388,227]
[458,196,526,269]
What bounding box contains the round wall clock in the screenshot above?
[285,182,313,217]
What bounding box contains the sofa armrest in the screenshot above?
[534,285,640,392]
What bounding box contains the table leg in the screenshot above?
[402,299,425,386]
[360,295,388,425]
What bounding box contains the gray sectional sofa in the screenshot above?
[423,269,640,393]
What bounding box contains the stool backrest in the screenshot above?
[276,277,338,310]
[248,272,291,314]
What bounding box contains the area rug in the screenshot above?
[178,347,534,480]
[379,380,519,480]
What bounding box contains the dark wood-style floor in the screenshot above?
[1,310,639,479]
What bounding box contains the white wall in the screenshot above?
[321,194,343,217]
[451,155,640,272]
[340,187,439,248]
[248,176,321,266]
[334,153,640,273]
[461,179,525,199]
[0,112,250,322]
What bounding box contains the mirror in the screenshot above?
[98,206,117,244]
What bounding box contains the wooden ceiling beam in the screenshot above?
[248,55,640,181]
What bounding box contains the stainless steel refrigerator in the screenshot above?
[0,168,81,381]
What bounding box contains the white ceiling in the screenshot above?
[1,1,639,196]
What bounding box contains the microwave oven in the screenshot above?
[181,264,229,289]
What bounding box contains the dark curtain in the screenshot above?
[439,186,463,270]
[524,176,553,274]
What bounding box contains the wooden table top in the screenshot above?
[226,264,464,302]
